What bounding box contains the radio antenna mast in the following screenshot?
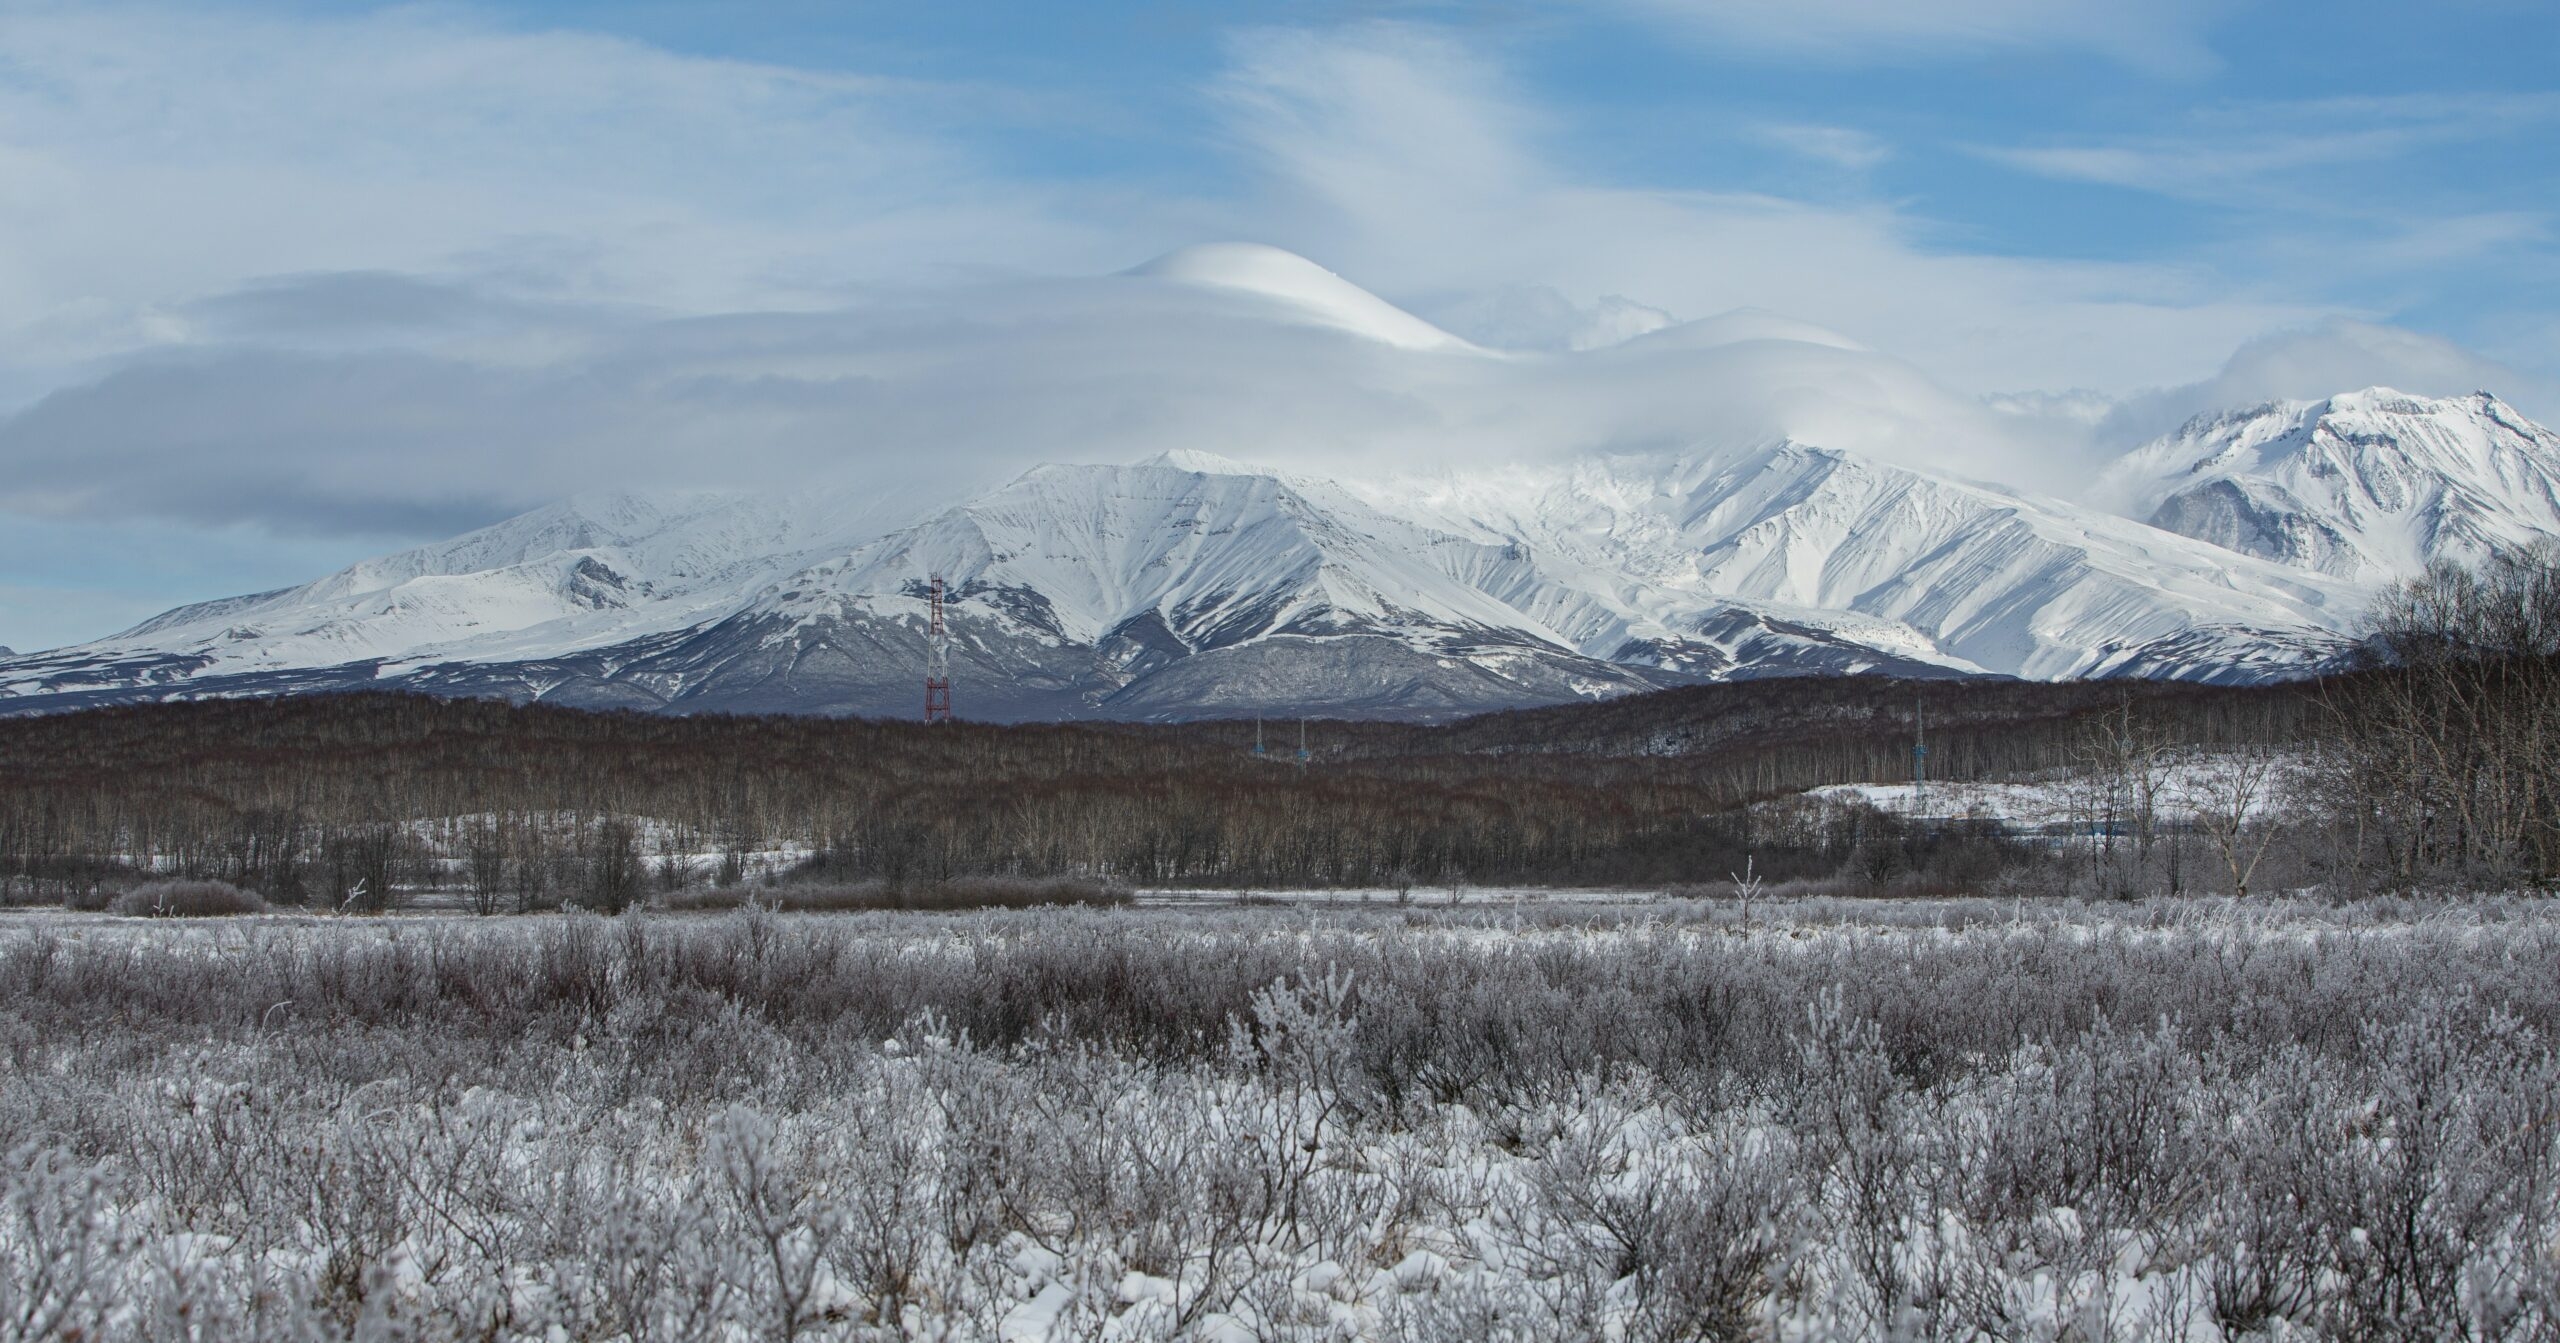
[924,576,952,725]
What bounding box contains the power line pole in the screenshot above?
[1913,694,1928,816]
[924,576,952,725]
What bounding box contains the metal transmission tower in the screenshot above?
[924,576,952,725]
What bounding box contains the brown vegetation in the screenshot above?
[666,876,1130,912]
[0,670,2317,903]
[2314,540,2560,888]
[104,877,266,917]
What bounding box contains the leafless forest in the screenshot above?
[1,554,2557,1340]
[5,550,2554,905]
[0,673,2309,906]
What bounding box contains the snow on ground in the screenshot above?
[1811,750,2306,828]
[1138,885,1661,907]
[3,897,2554,1340]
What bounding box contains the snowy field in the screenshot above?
[1137,884,1665,907]
[5,898,2558,1340]
[1809,751,2304,830]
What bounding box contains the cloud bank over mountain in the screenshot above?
[0,245,2054,540]
[0,0,2550,650]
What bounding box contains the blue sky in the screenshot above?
[0,0,2554,650]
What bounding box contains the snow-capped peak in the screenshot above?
[1140,448,1272,477]
[2098,387,2560,581]
[1125,242,1475,353]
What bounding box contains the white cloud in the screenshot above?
[1415,286,1674,351]
[0,8,2511,436]
[1975,93,2560,208]
[1211,22,2322,395]
[1755,123,1891,172]
[2098,318,2560,446]
[0,255,2065,537]
[0,2,1140,391]
[1603,0,2228,74]
[0,13,2456,553]
[1,6,2547,649]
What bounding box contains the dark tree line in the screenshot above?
[2310,541,2560,889]
[0,667,2321,901]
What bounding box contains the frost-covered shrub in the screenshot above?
[106,878,265,917]
[665,876,1130,913]
[3,899,2559,1340]
[0,1144,126,1343]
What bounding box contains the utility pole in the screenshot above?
[924,576,952,725]
[1296,718,1310,766]
[1913,694,1928,817]
[1254,718,1266,758]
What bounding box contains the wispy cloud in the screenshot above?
[1210,22,2320,394]
[1755,123,1891,172]
[1,4,2549,652]
[0,259,2048,538]
[1968,89,2560,326]
[2097,317,2560,448]
[1973,92,2560,207]
[0,2,1140,386]
[0,14,2394,555]
[1600,0,2230,74]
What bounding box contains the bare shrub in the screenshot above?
[585,816,645,915]
[1,901,2557,1339]
[107,878,266,918]
[665,876,1130,913]
[1531,1123,1803,1340]
[0,1145,128,1343]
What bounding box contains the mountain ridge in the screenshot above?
[0,422,2404,719]
[2097,388,2560,581]
[3,249,2549,721]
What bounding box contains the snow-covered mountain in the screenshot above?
[2098,389,2560,582]
[4,247,2548,722]
[0,439,2370,719]
[1381,442,2358,683]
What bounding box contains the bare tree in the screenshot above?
[587,817,645,915]
[463,819,507,917]
[2191,745,2290,898]
[2323,542,2560,887]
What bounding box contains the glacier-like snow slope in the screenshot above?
[519,455,1680,720]
[1370,440,2359,682]
[2098,389,2560,582]
[0,485,939,701]
[0,438,2367,718]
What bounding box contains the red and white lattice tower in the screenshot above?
[924,576,952,724]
